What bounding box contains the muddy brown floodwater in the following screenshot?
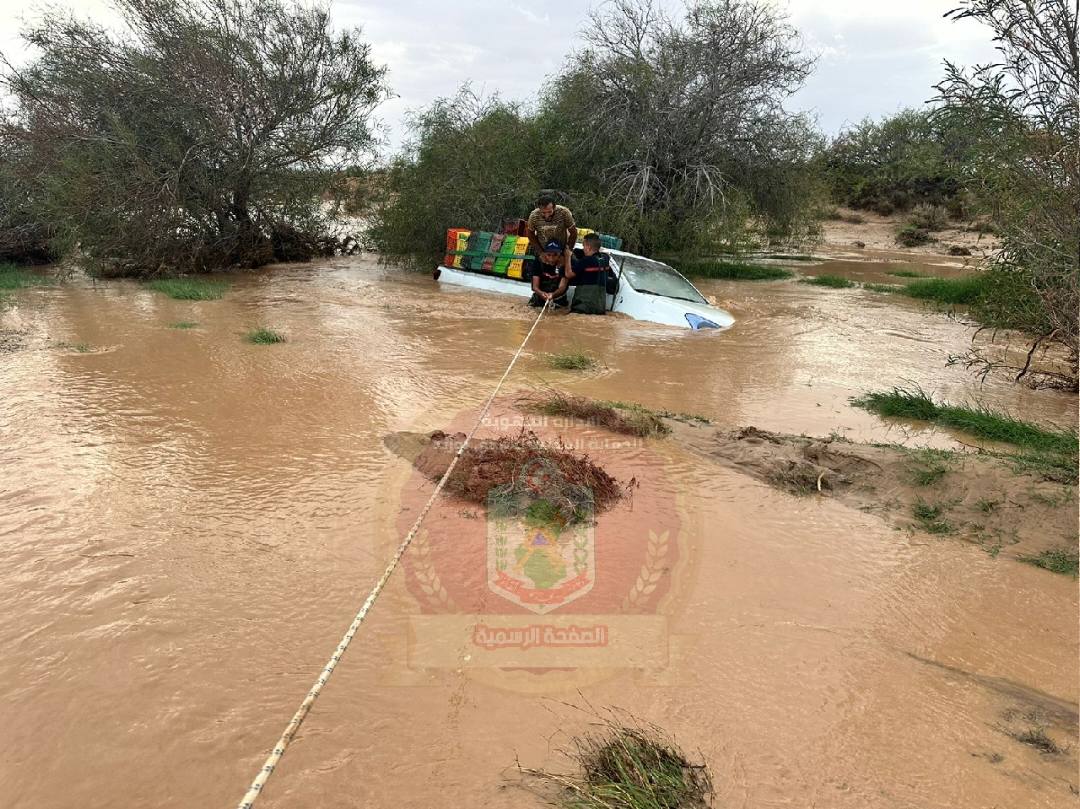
[1,253,1076,808]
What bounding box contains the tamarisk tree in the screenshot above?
[936,0,1079,385]
[0,0,389,275]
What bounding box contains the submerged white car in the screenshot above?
[435,247,734,330]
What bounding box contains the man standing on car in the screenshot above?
[529,240,574,308]
[526,191,577,257]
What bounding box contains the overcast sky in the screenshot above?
[0,0,1000,154]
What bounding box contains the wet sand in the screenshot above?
[0,254,1076,807]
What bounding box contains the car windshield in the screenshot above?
[614,256,707,304]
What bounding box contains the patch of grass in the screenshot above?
[852,386,1077,455]
[912,500,954,534]
[907,203,949,232]
[145,278,228,300]
[525,716,713,809]
[606,400,710,425]
[246,327,286,344]
[862,283,902,293]
[0,263,52,289]
[886,269,926,278]
[907,448,953,486]
[672,259,792,281]
[1018,548,1079,577]
[524,392,671,437]
[976,498,1001,513]
[798,274,856,288]
[168,321,199,329]
[547,351,598,371]
[900,275,985,305]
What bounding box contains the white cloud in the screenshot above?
[0,0,1002,148]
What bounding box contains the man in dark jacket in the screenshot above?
[569,232,609,315]
[528,240,574,308]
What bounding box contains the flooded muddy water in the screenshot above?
[1,254,1076,808]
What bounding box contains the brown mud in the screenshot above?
[668,421,1078,566]
[0,252,1076,808]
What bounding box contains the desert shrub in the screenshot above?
[1,0,389,276]
[896,225,933,247]
[907,204,949,232]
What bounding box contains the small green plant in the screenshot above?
[672,259,792,281]
[907,448,952,486]
[1018,548,1079,577]
[246,327,286,344]
[547,351,598,371]
[169,321,199,329]
[912,500,953,534]
[523,715,714,809]
[975,498,1001,513]
[798,274,855,288]
[145,278,228,300]
[901,275,985,305]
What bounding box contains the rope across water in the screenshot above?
[235,300,548,808]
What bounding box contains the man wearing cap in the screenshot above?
[528,240,574,308]
[526,191,577,257]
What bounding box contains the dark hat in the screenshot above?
[543,240,563,253]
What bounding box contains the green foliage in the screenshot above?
[798,274,855,288]
[912,500,954,534]
[852,386,1078,455]
[2,0,389,276]
[547,352,598,371]
[0,262,51,289]
[906,203,949,231]
[862,283,901,293]
[901,275,984,304]
[145,278,228,300]
[168,321,199,329]
[246,327,286,344]
[887,269,926,278]
[670,259,792,280]
[1018,548,1079,577]
[822,108,973,213]
[373,0,824,262]
[895,225,933,247]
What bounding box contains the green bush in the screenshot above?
[896,225,933,247]
[907,204,948,232]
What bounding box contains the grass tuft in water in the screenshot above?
[547,351,598,371]
[852,386,1077,455]
[0,262,52,289]
[862,283,902,293]
[524,715,714,809]
[145,278,228,300]
[1017,548,1079,577]
[523,391,671,438]
[798,274,855,288]
[907,448,953,486]
[246,327,286,344]
[886,270,927,278]
[900,275,984,305]
[912,500,954,534]
[672,259,792,281]
[1011,725,1064,754]
[169,321,199,329]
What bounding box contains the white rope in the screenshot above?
[236,300,549,808]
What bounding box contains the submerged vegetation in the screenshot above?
[854,386,1078,483]
[798,274,855,288]
[0,262,51,289]
[146,278,228,300]
[246,328,286,345]
[1018,548,1079,577]
[547,351,599,371]
[523,392,671,438]
[524,715,714,809]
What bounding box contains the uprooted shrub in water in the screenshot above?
[521,392,671,438]
[415,430,633,514]
[522,713,714,809]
